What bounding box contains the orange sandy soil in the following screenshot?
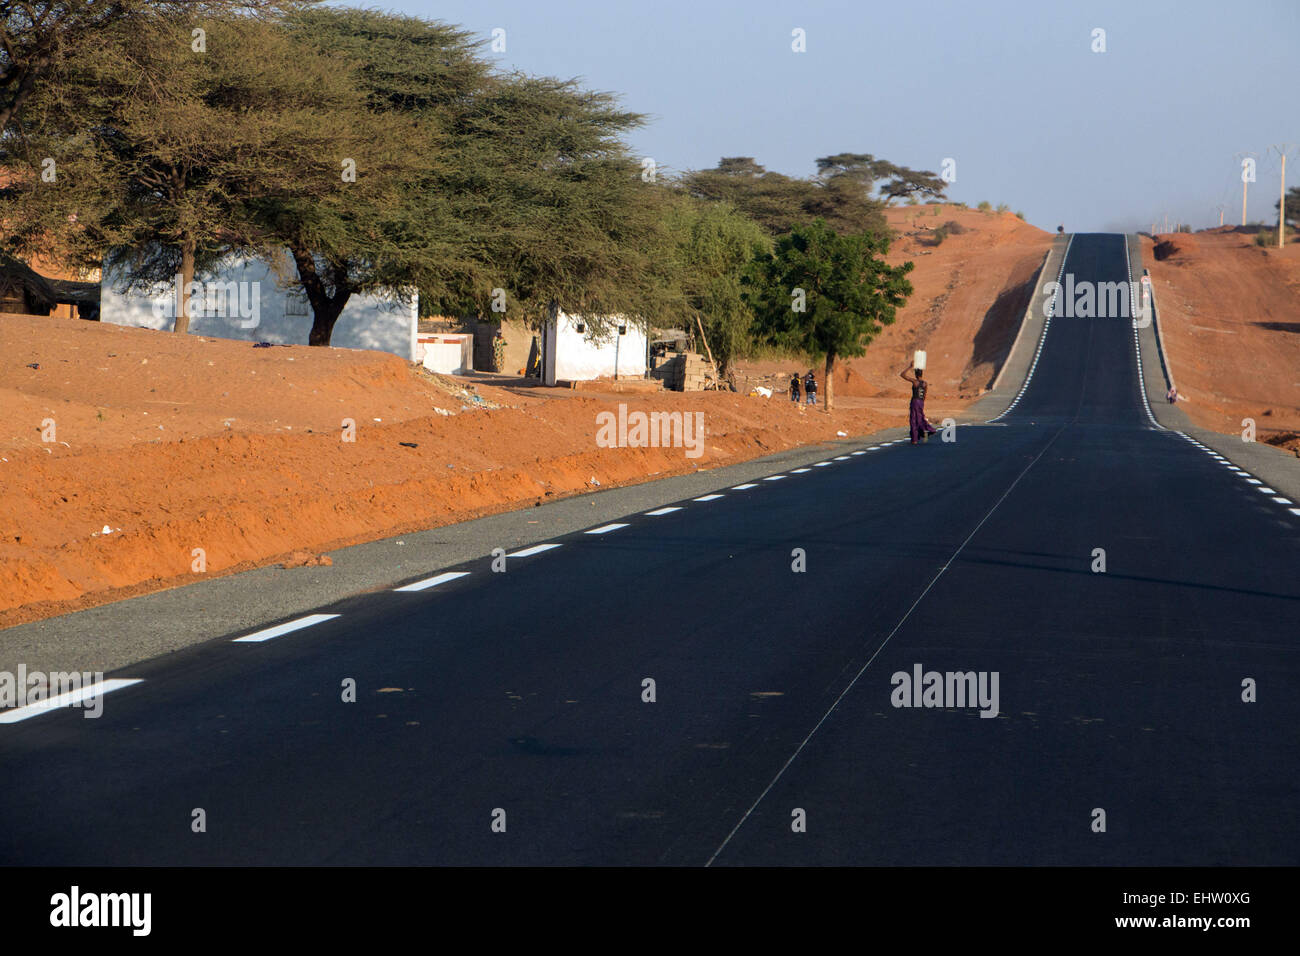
[1,313,891,626]
[1144,229,1300,455]
[1,206,1052,627]
[735,205,1054,418]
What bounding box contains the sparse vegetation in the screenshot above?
[977,201,993,213]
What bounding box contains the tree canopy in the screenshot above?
[745,219,913,409]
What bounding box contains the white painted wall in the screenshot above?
[100,251,419,360]
[418,333,474,374]
[543,309,646,384]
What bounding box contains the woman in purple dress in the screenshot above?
[900,365,937,444]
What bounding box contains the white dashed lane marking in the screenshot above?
[732,483,758,490]
[762,475,787,482]
[694,494,724,501]
[233,612,343,639]
[791,468,811,473]
[507,543,562,557]
[585,523,629,535]
[0,678,144,724]
[644,507,682,516]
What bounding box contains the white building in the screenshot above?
[540,307,647,386]
[100,251,418,360]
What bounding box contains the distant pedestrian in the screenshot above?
[804,370,817,406]
[900,364,938,444]
[790,374,802,403]
[1166,386,1178,404]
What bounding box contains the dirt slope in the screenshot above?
[1144,229,1300,455]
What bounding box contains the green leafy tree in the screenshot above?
[663,195,771,380]
[746,219,913,410]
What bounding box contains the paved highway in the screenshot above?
[2,234,1296,866]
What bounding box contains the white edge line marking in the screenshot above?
[391,572,470,595]
[0,678,143,724]
[694,494,724,501]
[1257,487,1276,494]
[762,475,787,481]
[791,468,812,473]
[1290,508,1300,516]
[585,523,629,535]
[644,507,682,516]
[833,455,850,460]
[813,462,832,467]
[850,450,866,456]
[705,423,1067,866]
[233,612,342,640]
[507,543,562,557]
[732,483,758,490]
[1246,479,1263,485]
[1272,497,1291,504]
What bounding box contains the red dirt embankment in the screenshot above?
[1144,229,1300,455]
[1,313,894,626]
[1,207,1053,627]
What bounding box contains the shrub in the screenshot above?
[995,203,1009,214]
[1015,210,1025,219]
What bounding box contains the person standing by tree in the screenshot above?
[804,370,818,405]
[900,363,937,443]
[789,373,801,403]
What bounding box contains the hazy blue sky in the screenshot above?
[372,0,1297,233]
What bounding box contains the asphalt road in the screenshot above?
[2,234,1296,866]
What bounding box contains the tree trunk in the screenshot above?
[290,247,353,346]
[823,352,836,411]
[308,301,348,346]
[174,236,195,334]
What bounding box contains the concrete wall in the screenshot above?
[543,309,647,384]
[100,251,418,360]
[418,333,474,374]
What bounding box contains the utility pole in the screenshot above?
[1271,145,1295,248]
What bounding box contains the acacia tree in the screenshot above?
[745,219,913,411]
[683,156,887,236]
[10,9,369,333]
[253,8,488,345]
[262,9,672,345]
[0,1,303,133]
[663,194,770,380]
